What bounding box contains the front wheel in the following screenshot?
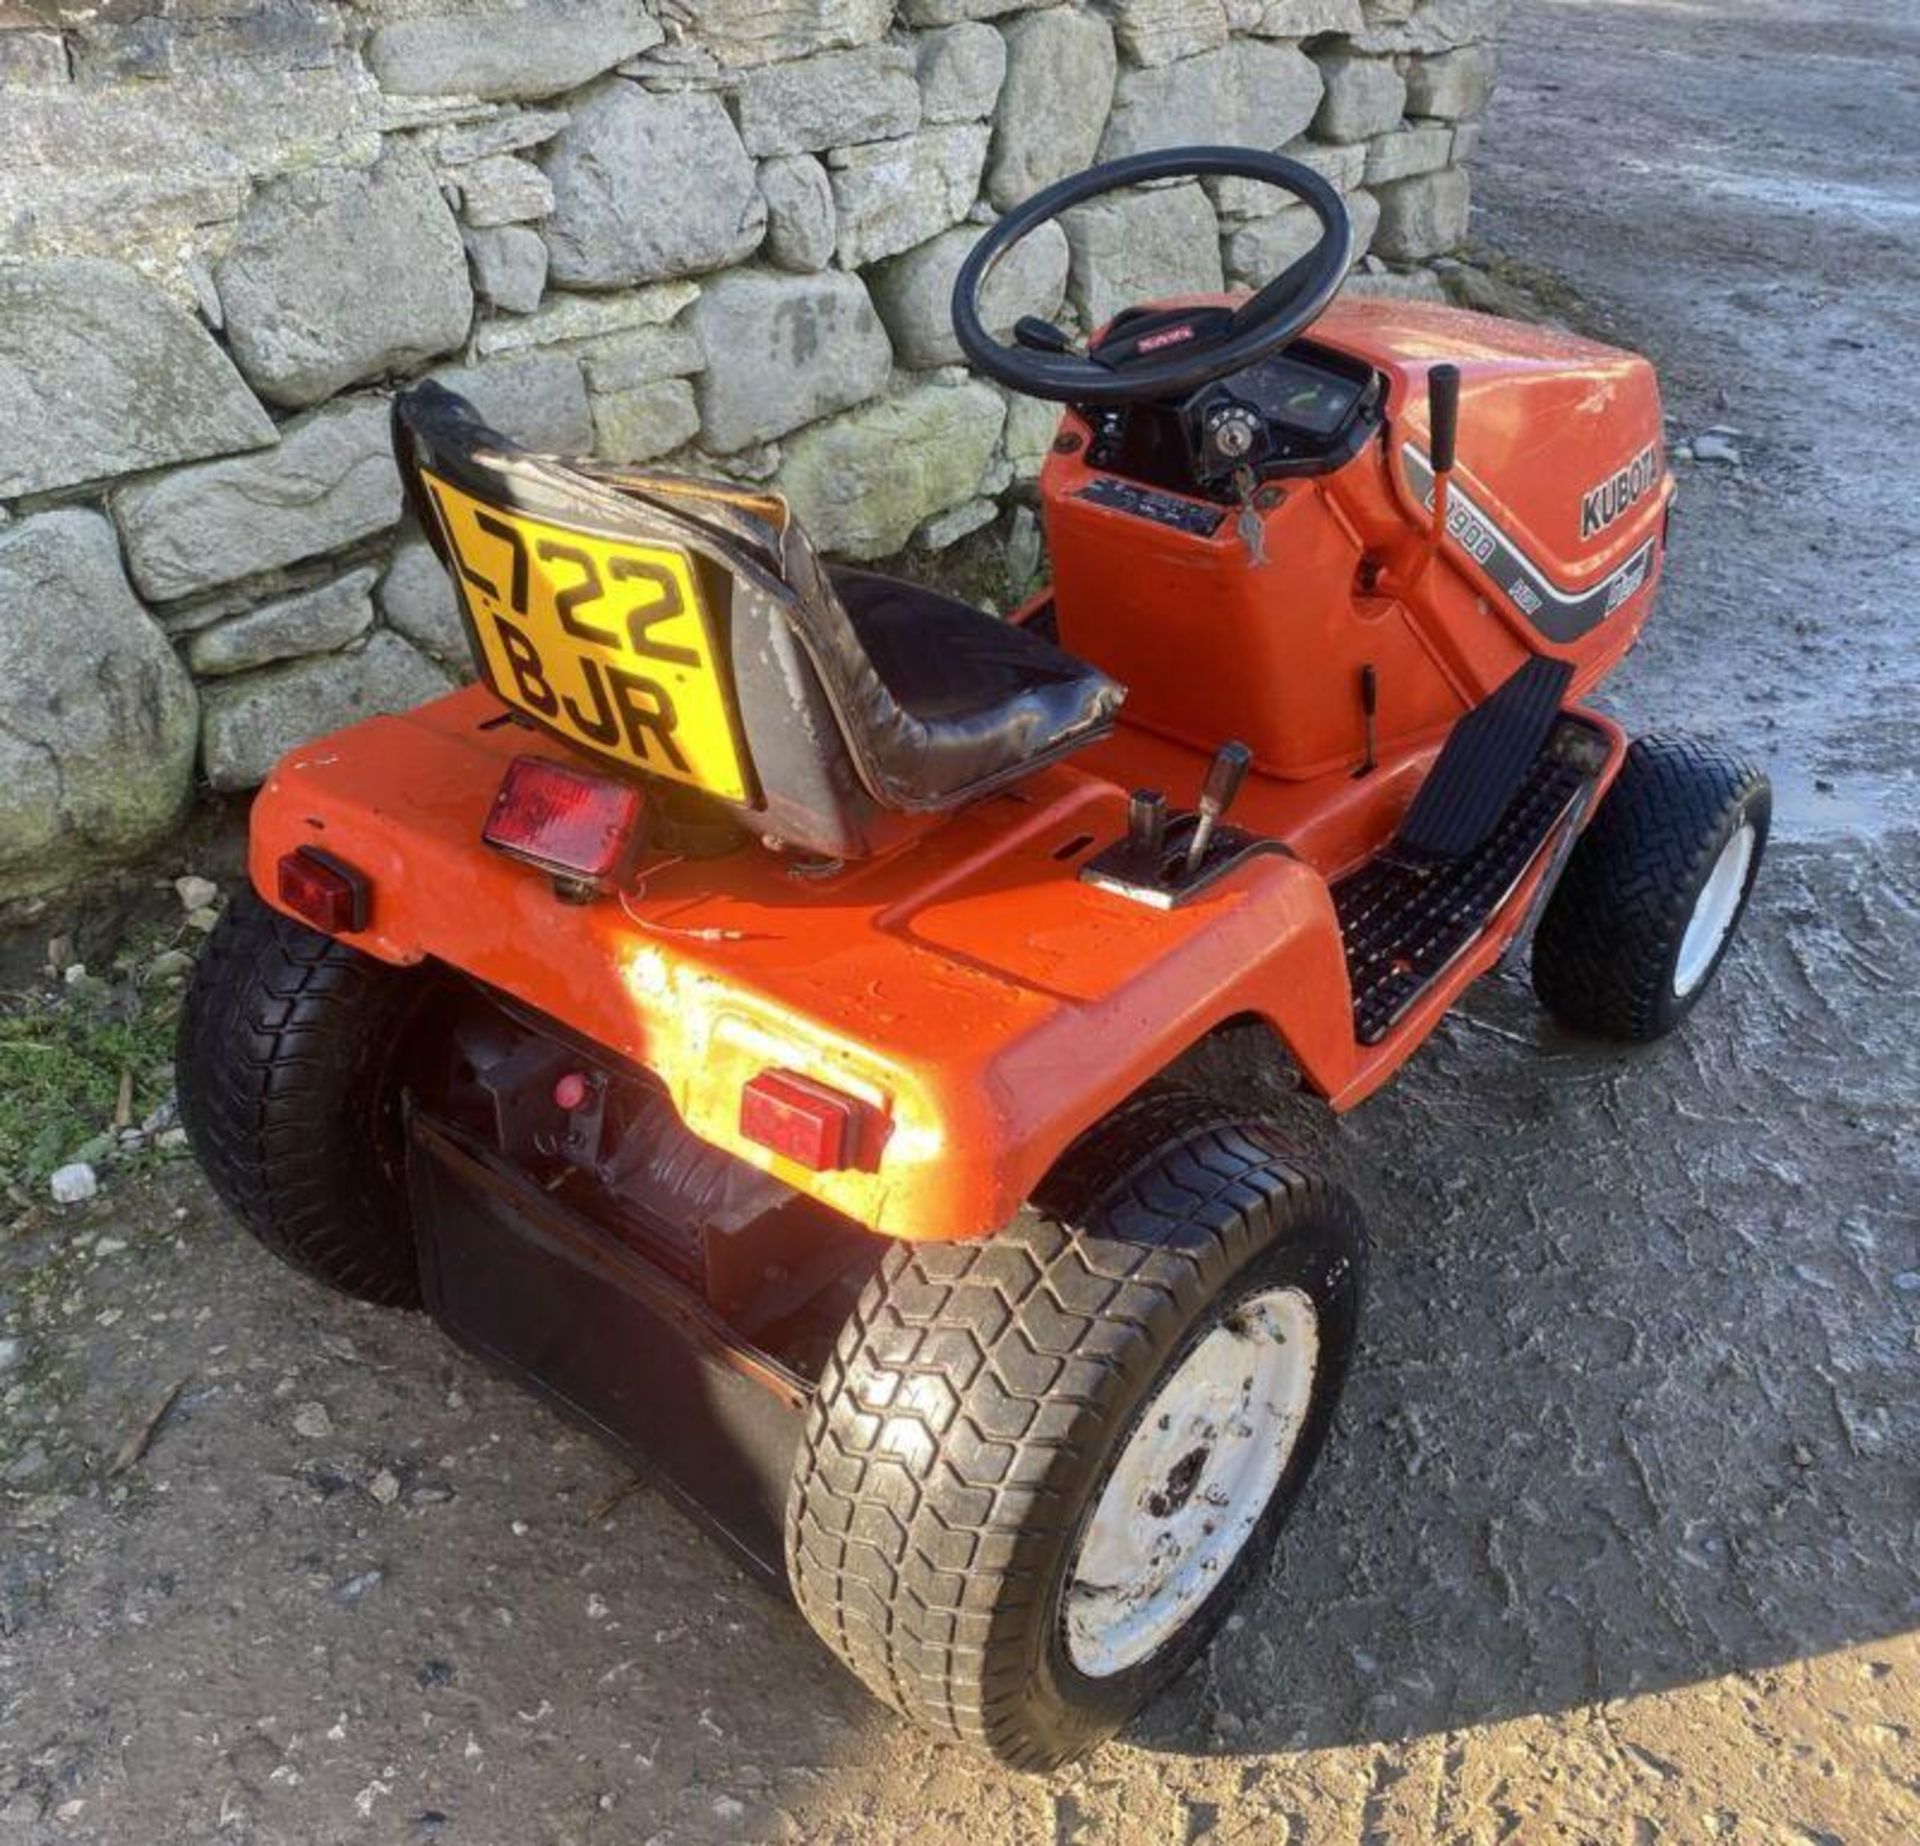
[785,1097,1366,1769]
[1531,733,1770,1042]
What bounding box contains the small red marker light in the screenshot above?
[277,847,370,935]
[483,755,644,891]
[552,1071,591,1111]
[740,1070,864,1172]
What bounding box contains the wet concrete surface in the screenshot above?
[3,1,1918,1839]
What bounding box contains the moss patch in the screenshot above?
[0,927,191,1193]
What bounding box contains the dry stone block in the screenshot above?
[464,225,549,314]
[919,496,997,549]
[683,0,895,68]
[185,567,378,679]
[458,154,556,227]
[428,351,594,452]
[1100,40,1321,160]
[1349,0,1504,54]
[915,23,1007,122]
[1252,0,1362,33]
[216,144,473,409]
[986,9,1117,211]
[829,124,990,269]
[1207,137,1366,217]
[902,0,1057,22]
[869,221,1069,368]
[1105,0,1230,68]
[111,397,402,602]
[0,510,199,903]
[472,281,699,356]
[1371,166,1470,260]
[1223,187,1376,284]
[1002,391,1062,481]
[0,259,274,500]
[592,377,702,462]
[759,156,838,271]
[691,269,893,452]
[0,29,67,86]
[379,533,471,671]
[1313,52,1406,141]
[736,46,920,155]
[201,631,454,793]
[1223,203,1324,288]
[1365,122,1454,184]
[542,81,765,288]
[1346,185,1382,259]
[1341,265,1448,302]
[1404,41,1497,117]
[428,108,573,166]
[367,0,662,100]
[578,325,705,392]
[1061,182,1223,326]
[776,381,1006,559]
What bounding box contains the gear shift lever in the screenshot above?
[1184,741,1252,877]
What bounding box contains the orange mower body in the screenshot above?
[185,169,1767,1764]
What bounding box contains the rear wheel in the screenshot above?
[785,1097,1365,1769]
[1532,734,1769,1042]
[177,889,430,1306]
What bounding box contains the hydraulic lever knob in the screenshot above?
[1127,788,1168,869]
[1428,362,1461,476]
[1184,741,1252,876]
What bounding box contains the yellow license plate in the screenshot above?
[420,470,750,802]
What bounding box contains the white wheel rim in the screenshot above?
[1673,820,1755,998]
[1063,1286,1320,1679]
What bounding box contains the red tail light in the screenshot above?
[483,755,644,889]
[277,847,370,934]
[740,1069,864,1172]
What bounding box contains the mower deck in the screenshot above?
[251,681,1624,1242]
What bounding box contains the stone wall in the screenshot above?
[0,0,1506,904]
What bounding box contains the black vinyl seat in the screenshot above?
[828,568,1114,802]
[393,382,1123,861]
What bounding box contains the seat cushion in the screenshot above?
[829,569,1123,806]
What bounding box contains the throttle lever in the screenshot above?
[1184,741,1252,877]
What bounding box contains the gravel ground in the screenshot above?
[4,1,1918,1840]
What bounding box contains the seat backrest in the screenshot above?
[394,381,912,861]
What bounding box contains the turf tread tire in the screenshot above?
[785,1093,1364,1769]
[1532,734,1768,1042]
[177,889,426,1307]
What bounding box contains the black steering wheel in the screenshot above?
[951,147,1352,406]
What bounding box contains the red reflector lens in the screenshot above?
[483,755,643,886]
[740,1070,862,1172]
[277,847,369,935]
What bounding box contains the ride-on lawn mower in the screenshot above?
[178,148,1769,1768]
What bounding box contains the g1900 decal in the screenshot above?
[1402,446,1658,643]
[1579,442,1661,539]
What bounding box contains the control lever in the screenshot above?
[1354,663,1378,778]
[1418,362,1461,582]
[1127,788,1168,871]
[1013,316,1075,354]
[1184,741,1252,877]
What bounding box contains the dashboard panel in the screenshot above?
[1079,339,1383,500]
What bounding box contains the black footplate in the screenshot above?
[1394,655,1574,859]
[1336,722,1604,1044]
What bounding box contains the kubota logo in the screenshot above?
[1580,442,1661,539]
